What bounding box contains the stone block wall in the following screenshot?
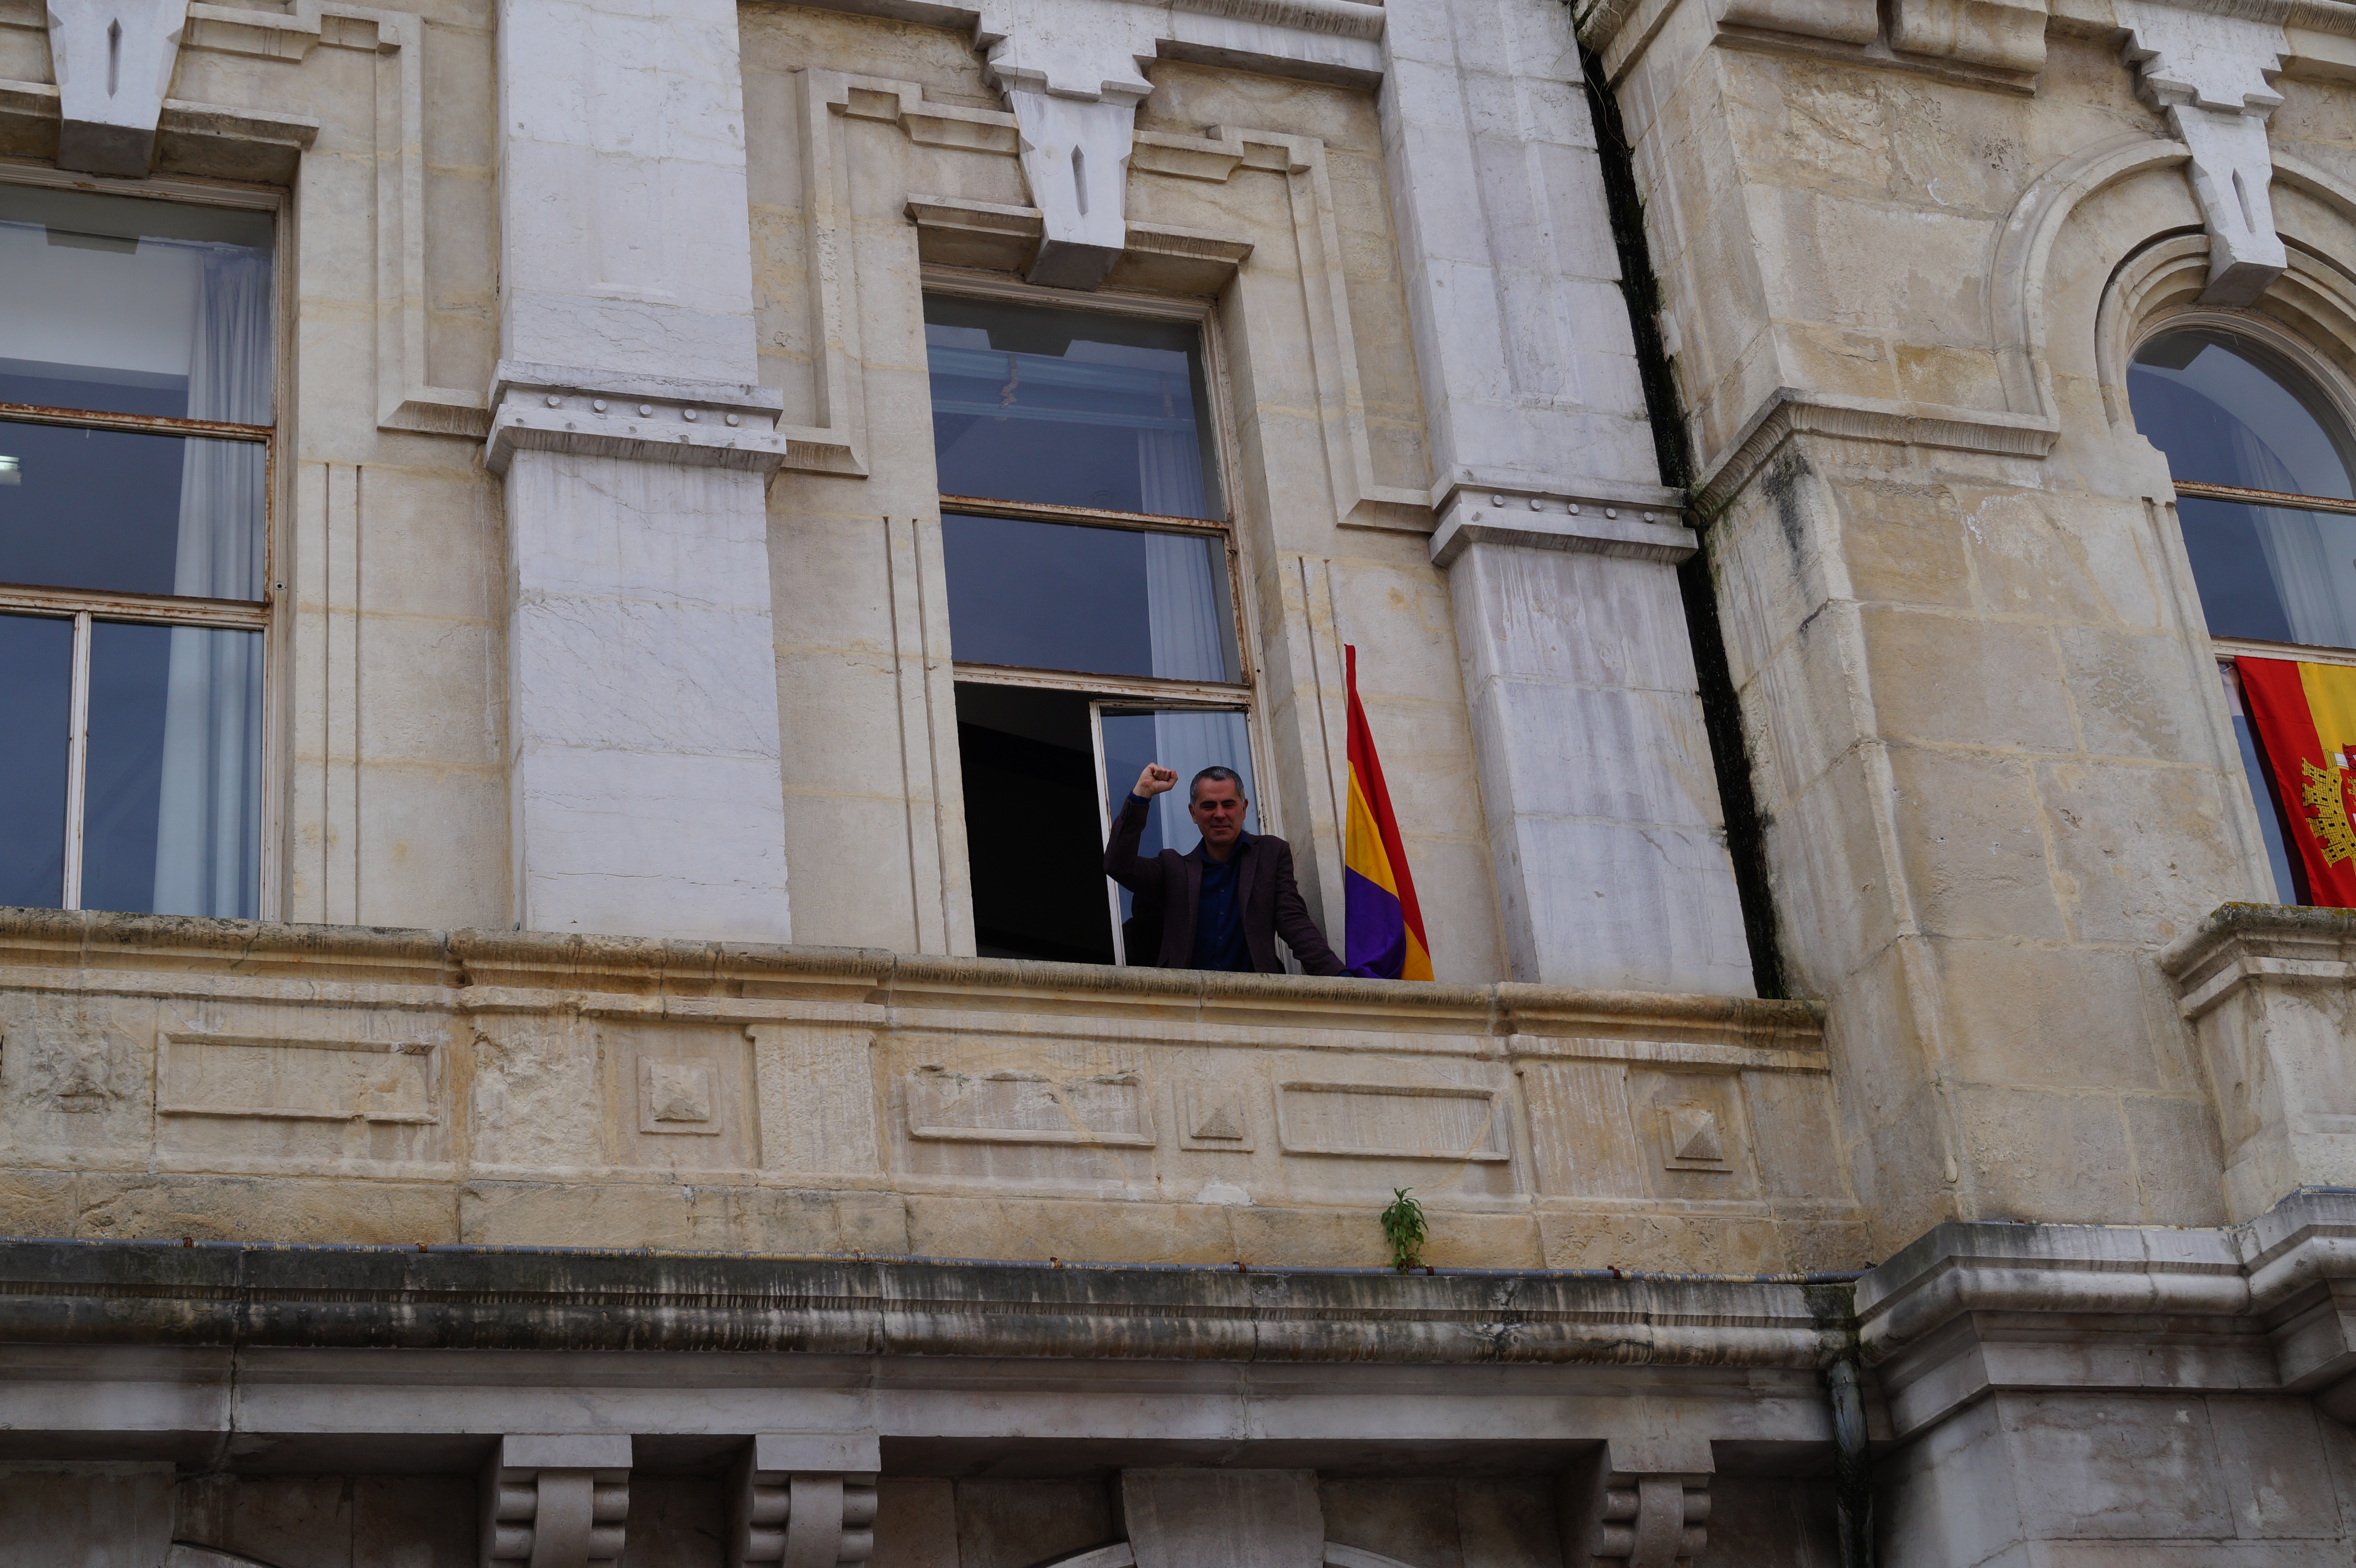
[1584,0,2356,1248]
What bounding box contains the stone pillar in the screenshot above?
[1118,1469,1325,1568]
[1380,0,1751,995]
[481,1435,631,1568]
[727,1433,881,1568]
[488,0,795,942]
[1433,508,1754,994]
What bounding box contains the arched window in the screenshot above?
[2130,327,2356,903]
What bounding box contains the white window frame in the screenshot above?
[0,165,284,917]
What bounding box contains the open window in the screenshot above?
[2129,325,2356,903]
[0,183,274,917]
[928,291,1259,964]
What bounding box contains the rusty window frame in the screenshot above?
[0,202,278,913]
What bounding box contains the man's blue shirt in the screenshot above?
[1190,832,1253,972]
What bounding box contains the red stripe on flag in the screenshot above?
[2239,654,2356,908]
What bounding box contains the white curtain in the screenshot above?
[2231,418,2356,648]
[153,245,269,918]
[1137,428,1253,844]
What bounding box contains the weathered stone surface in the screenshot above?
[0,910,1842,1271]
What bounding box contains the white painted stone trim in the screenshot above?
[46,0,190,175]
[966,0,1186,287]
[1429,493,1697,570]
[2118,0,2290,305]
[484,362,796,477]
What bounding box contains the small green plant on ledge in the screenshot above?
[1381,1187,1427,1273]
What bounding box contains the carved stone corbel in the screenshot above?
[2116,0,2289,306]
[481,1435,631,1568]
[44,0,189,176]
[727,1434,882,1568]
[1561,1443,1711,1568]
[971,0,1160,289]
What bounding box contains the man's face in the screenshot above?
[1191,779,1247,849]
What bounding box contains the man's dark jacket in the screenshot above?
[1102,792,1346,974]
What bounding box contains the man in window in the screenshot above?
[1105,764,1346,974]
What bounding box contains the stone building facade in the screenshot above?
[6,0,2356,1552]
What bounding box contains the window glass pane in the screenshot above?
[926,296,1221,518]
[1099,707,1257,929]
[2177,494,2356,648]
[0,185,273,421]
[0,613,71,908]
[944,512,1240,682]
[2128,331,2355,499]
[81,621,263,919]
[953,683,1118,965]
[2235,721,2302,904]
[0,419,262,599]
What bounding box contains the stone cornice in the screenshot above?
[1854,1188,2356,1433]
[2158,901,2356,1018]
[1693,388,2059,515]
[0,1239,1854,1367]
[0,907,1826,1056]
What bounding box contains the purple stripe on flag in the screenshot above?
[1344,866,1407,980]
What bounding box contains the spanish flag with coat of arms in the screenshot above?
[2239,655,2356,906]
[1342,645,1434,980]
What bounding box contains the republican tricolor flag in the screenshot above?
[2238,654,2356,907]
[1343,645,1433,980]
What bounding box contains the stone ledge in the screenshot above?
[0,907,1825,1046]
[1853,1188,2356,1434]
[0,1238,1855,1366]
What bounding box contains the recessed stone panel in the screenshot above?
[1275,1081,1509,1162]
[155,1029,449,1166]
[598,1023,758,1171]
[886,1040,1158,1187]
[1629,1070,1760,1200]
[906,1065,1155,1147]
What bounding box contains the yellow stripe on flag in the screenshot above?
[1344,777,1401,899]
[2298,662,2356,769]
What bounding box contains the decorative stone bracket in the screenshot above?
[727,1434,882,1568]
[45,0,189,176]
[972,0,1161,288]
[2117,0,2289,306]
[481,1435,631,1568]
[1561,1443,1712,1568]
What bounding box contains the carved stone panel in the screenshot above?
[887,1039,1156,1186]
[598,1023,759,1172]
[1629,1071,1759,1201]
[1275,1082,1509,1162]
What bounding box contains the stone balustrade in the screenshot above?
[0,909,1856,1274]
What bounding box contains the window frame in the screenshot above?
[922,266,1278,964]
[2134,306,2356,667]
[2129,306,2356,905]
[0,163,285,918]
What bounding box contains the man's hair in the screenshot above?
[1189,765,1244,803]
